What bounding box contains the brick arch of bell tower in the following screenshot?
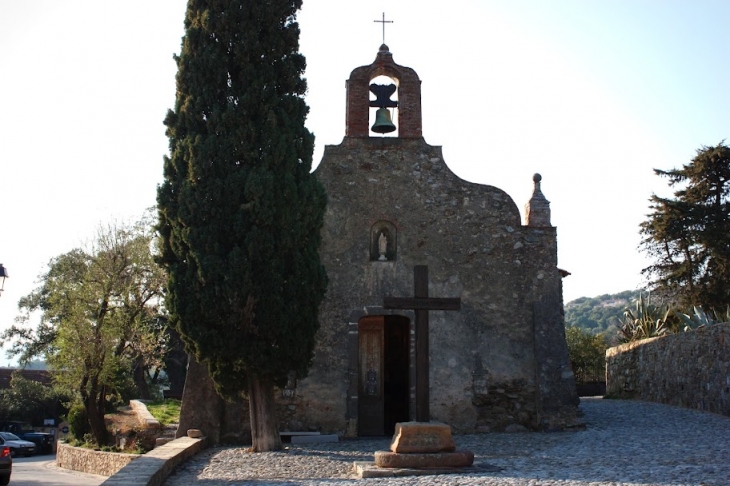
[345,44,422,138]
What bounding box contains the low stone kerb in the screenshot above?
[101,436,206,486]
[130,400,161,430]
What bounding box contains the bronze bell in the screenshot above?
[371,108,396,134]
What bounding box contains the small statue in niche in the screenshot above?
[378,232,388,260]
[370,221,396,261]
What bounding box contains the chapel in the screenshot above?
[176,44,582,441]
[277,45,581,436]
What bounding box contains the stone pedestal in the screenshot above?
[365,421,475,475]
[389,422,456,453]
[375,450,474,468]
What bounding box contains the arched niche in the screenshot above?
[370,221,397,261]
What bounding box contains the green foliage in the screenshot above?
[99,444,123,453]
[565,327,608,383]
[67,433,96,449]
[0,372,70,424]
[157,0,327,398]
[564,290,637,337]
[566,289,729,345]
[68,403,90,441]
[640,142,730,311]
[1,213,169,445]
[123,433,155,454]
[677,305,730,331]
[144,399,181,426]
[618,294,678,343]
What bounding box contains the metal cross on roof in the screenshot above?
[374,12,393,44]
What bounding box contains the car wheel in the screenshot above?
[0,473,8,486]
[8,449,15,458]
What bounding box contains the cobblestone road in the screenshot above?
[164,398,730,485]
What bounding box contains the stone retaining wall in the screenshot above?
[606,323,730,416]
[56,400,160,476]
[56,442,139,477]
[101,436,206,486]
[130,399,162,430]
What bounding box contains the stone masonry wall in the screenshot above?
[177,355,250,443]
[278,136,577,435]
[172,137,578,438]
[606,323,730,417]
[56,442,139,477]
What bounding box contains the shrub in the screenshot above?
[67,403,90,441]
[565,326,608,383]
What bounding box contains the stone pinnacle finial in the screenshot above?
[525,173,551,227]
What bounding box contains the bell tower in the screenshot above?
[345,44,423,138]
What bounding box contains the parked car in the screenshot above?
[0,445,10,485]
[0,421,53,454]
[0,431,37,457]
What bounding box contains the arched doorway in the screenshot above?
[358,315,410,436]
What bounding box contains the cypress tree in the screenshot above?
[640,142,730,310]
[157,0,327,451]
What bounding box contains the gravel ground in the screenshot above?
[163,398,730,485]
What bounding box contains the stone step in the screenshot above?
[353,460,500,479]
[375,450,474,468]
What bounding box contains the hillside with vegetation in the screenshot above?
[564,290,640,338]
[563,290,639,389]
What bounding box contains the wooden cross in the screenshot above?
[384,265,461,422]
[374,12,394,45]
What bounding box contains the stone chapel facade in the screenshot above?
[177,45,581,441]
[275,45,581,436]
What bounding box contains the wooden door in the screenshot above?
[358,315,410,436]
[358,316,384,436]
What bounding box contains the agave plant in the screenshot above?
[618,294,674,343]
[676,305,730,331]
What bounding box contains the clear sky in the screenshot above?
[1,1,728,363]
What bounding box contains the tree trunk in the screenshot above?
[86,401,108,446]
[84,381,109,446]
[133,355,151,399]
[164,333,188,398]
[248,373,281,452]
[97,385,106,417]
